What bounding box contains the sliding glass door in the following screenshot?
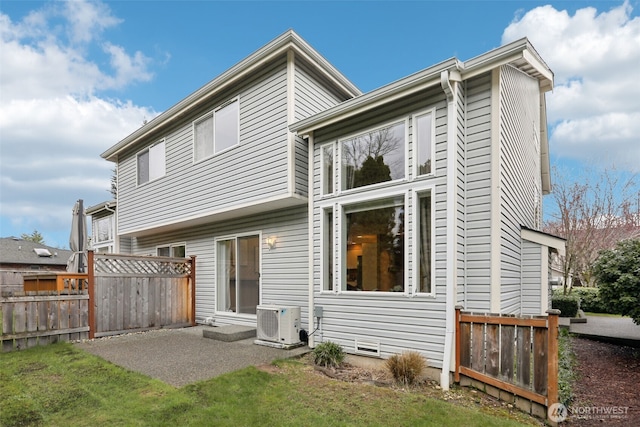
[217,235,260,315]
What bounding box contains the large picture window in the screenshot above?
[137,140,165,185]
[341,122,405,191]
[343,197,405,292]
[194,99,239,162]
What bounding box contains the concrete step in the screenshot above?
[202,325,256,342]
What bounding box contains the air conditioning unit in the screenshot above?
[256,305,300,345]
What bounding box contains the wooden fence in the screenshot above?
[89,251,196,338]
[1,277,89,352]
[455,307,559,418]
[1,251,196,351]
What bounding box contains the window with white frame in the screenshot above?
[415,191,433,294]
[93,216,113,244]
[194,112,214,161]
[343,196,405,292]
[414,111,434,176]
[157,244,186,258]
[321,143,334,195]
[193,99,239,162]
[341,121,405,191]
[137,140,166,185]
[323,208,334,291]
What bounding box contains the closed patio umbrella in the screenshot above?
[66,199,87,273]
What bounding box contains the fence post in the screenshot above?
[454,306,462,382]
[190,256,196,326]
[546,309,560,408]
[88,250,95,339]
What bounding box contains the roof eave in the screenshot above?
[290,58,461,136]
[291,38,554,137]
[86,200,117,215]
[462,38,553,89]
[101,30,360,162]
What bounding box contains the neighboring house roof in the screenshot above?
[0,237,73,267]
[101,29,361,163]
[290,37,554,193]
[86,200,116,217]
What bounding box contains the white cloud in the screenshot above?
[0,0,159,247]
[63,0,121,44]
[503,1,640,172]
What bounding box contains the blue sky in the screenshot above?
[1,0,639,248]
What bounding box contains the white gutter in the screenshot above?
[440,68,461,391]
[102,30,360,162]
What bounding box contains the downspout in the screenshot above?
[307,132,316,347]
[440,68,461,391]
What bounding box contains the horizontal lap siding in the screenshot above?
[118,58,290,235]
[464,74,492,312]
[521,241,542,315]
[293,61,348,198]
[499,65,541,314]
[312,88,449,367]
[456,81,467,307]
[315,296,447,357]
[294,61,344,121]
[128,206,309,327]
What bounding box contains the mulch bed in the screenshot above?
[568,337,640,425]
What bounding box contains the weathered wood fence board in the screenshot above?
[1,251,196,351]
[455,308,559,412]
[1,294,90,351]
[91,275,192,337]
[89,252,195,339]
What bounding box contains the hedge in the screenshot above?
[571,287,612,314]
[552,294,580,317]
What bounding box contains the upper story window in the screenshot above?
[341,121,405,191]
[94,216,113,244]
[137,140,166,185]
[414,111,434,176]
[194,99,239,162]
[321,143,334,195]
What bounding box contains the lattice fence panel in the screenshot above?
[94,254,192,276]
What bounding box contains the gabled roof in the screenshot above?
[290,37,552,135]
[102,30,361,162]
[0,237,73,266]
[289,37,553,193]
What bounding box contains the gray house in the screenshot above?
[86,200,118,253]
[101,30,359,328]
[99,30,564,389]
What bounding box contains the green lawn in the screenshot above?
[0,343,535,426]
